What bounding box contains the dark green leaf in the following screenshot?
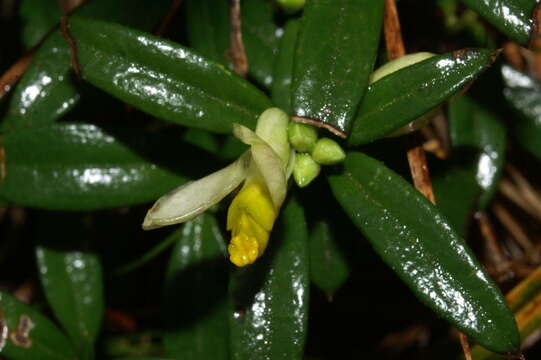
[501,64,541,160]
[2,0,173,132]
[291,0,384,136]
[271,19,300,113]
[185,0,280,89]
[117,358,174,360]
[20,0,60,50]
[449,95,506,209]
[328,152,519,353]
[0,122,216,210]
[432,157,481,237]
[0,292,78,360]
[242,0,280,88]
[309,221,350,299]
[461,0,536,45]
[184,0,230,66]
[70,16,272,133]
[349,49,498,145]
[229,196,309,360]
[36,214,103,357]
[163,214,229,360]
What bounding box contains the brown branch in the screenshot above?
[383,0,436,204]
[60,15,81,77]
[499,179,541,223]
[229,0,248,77]
[476,212,510,276]
[155,0,183,37]
[458,332,473,360]
[0,51,34,99]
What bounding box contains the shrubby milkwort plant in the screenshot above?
[3,0,541,359]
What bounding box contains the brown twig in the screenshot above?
[0,51,34,99]
[155,0,183,37]
[229,0,248,77]
[383,0,436,204]
[476,212,510,277]
[503,42,526,72]
[492,202,539,263]
[60,15,81,77]
[458,332,473,360]
[499,179,541,223]
[506,165,541,219]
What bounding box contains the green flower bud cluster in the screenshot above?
[276,0,305,14]
[288,122,345,188]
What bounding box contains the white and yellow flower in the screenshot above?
[142,108,293,267]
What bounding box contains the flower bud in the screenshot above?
[293,153,321,188]
[255,108,290,165]
[288,122,318,153]
[311,138,346,165]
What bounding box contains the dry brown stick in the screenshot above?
[155,0,183,37]
[476,212,510,276]
[0,51,34,99]
[502,42,526,72]
[383,0,436,204]
[458,332,473,360]
[499,179,541,223]
[229,0,248,77]
[492,202,538,263]
[60,15,81,77]
[506,165,541,219]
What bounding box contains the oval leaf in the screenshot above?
[271,19,300,113]
[348,49,498,145]
[291,0,384,136]
[2,0,173,132]
[328,152,519,353]
[36,214,104,356]
[229,196,309,360]
[309,221,350,299]
[69,15,272,134]
[0,123,216,210]
[163,214,229,359]
[501,64,541,160]
[449,95,506,209]
[0,292,78,360]
[461,0,536,45]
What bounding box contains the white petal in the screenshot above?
[233,124,287,210]
[142,151,250,230]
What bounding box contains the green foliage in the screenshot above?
[1,0,538,358]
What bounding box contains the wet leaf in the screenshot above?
[501,64,541,161]
[69,16,271,133]
[271,19,300,113]
[309,221,350,299]
[36,214,103,357]
[229,196,309,360]
[0,292,77,360]
[163,214,229,360]
[461,0,536,45]
[0,122,217,210]
[20,0,61,50]
[1,0,172,132]
[291,0,384,136]
[328,152,519,353]
[448,95,506,209]
[348,49,497,145]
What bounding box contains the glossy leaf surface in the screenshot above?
[432,158,480,237]
[2,0,172,132]
[36,214,104,356]
[461,0,536,45]
[20,0,60,50]
[349,49,497,145]
[0,292,77,360]
[163,214,229,360]
[70,16,272,133]
[0,123,215,210]
[292,0,384,136]
[449,95,506,209]
[185,0,280,89]
[309,221,350,298]
[229,197,309,360]
[271,19,300,113]
[328,152,519,353]
[501,65,541,160]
